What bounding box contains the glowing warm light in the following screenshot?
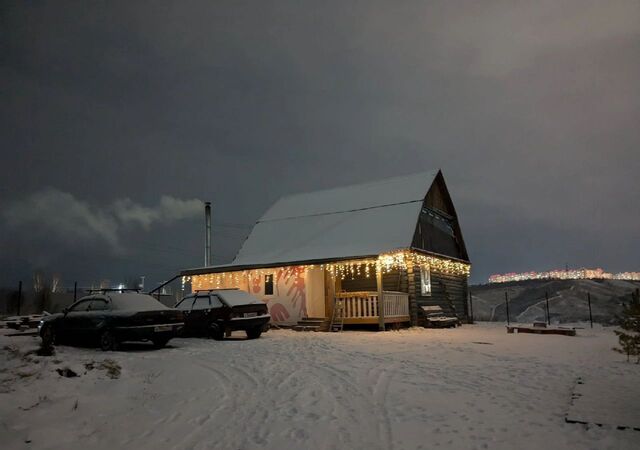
[488,268,640,284]
[323,251,470,280]
[182,250,471,290]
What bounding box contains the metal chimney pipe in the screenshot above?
[204,202,212,267]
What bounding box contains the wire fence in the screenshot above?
[0,277,188,317]
[468,287,640,326]
[3,278,638,327]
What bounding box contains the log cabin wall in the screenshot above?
[339,268,408,293]
[339,266,468,325]
[406,172,470,324]
[412,269,469,322]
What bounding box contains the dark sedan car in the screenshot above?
[38,291,183,350]
[176,289,270,340]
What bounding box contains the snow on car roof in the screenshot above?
[213,290,265,307]
[107,293,169,311]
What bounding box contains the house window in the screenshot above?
[420,266,431,296]
[264,274,274,296]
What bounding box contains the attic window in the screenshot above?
[264,274,274,296]
[422,207,454,236]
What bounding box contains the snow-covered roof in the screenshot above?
[260,170,439,221]
[184,170,439,273]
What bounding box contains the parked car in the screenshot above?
[175,289,270,340]
[38,291,183,351]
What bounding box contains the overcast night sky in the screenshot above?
[1,1,639,288]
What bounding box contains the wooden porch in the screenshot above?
[335,291,410,324]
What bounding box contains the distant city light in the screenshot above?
[488,268,640,284]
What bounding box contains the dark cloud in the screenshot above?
[4,188,121,251]
[1,1,638,286]
[3,188,202,251]
[0,189,204,286]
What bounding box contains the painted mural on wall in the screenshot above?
[190,266,309,326]
[249,267,306,325]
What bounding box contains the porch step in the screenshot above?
[293,325,322,332]
[298,319,327,326]
[294,317,330,332]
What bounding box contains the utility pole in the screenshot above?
[587,292,593,328]
[205,202,212,267]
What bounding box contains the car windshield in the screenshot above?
[192,296,211,310]
[175,297,194,311]
[215,290,264,307]
[89,300,109,311]
[70,299,92,312]
[108,293,169,311]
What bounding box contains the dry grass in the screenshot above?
[84,359,121,379]
[99,359,121,379]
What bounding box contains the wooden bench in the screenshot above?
[506,325,576,336]
[420,306,460,328]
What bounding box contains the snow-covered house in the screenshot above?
[180,170,471,329]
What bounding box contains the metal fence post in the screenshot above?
[587,292,593,328]
[505,291,510,326]
[545,291,550,325]
[17,281,22,316]
[73,281,78,302]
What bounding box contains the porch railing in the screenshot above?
[335,291,409,321]
[382,291,410,318]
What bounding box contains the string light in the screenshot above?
[186,250,470,290]
[334,251,470,279]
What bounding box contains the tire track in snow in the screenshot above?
[304,351,396,449]
[174,360,252,449]
[370,363,398,450]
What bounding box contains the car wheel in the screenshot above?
[209,324,224,341]
[99,330,118,351]
[41,325,56,347]
[246,327,262,340]
[152,337,170,349]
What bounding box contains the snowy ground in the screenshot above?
[1,323,638,450]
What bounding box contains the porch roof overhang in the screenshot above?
[180,247,470,276]
[180,254,378,276]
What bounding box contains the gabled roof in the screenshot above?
[183,170,443,274]
[260,170,439,221]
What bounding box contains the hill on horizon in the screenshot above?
[470,279,640,324]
